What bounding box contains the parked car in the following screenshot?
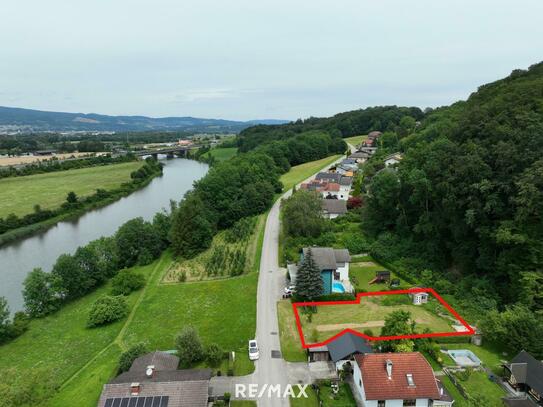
[248,339,259,360]
[284,285,295,295]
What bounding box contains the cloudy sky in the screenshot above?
[1,0,542,120]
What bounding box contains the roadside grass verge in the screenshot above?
[279,155,341,192]
[277,300,306,362]
[0,161,142,218]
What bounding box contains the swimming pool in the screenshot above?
[447,349,482,367]
[332,282,345,293]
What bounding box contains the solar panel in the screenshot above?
[112,398,122,407]
[120,398,129,407]
[160,396,169,407]
[136,397,146,407]
[144,397,154,407]
[103,396,169,407]
[152,397,161,407]
[104,399,113,407]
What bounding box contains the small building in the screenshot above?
[367,131,383,140]
[308,332,373,370]
[338,176,353,200]
[384,152,403,167]
[369,270,391,285]
[322,182,341,199]
[352,352,454,407]
[502,351,543,407]
[410,291,429,305]
[97,352,211,407]
[322,199,348,219]
[300,247,352,295]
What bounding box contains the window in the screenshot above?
[359,379,362,387]
[377,401,386,407]
[403,400,416,407]
[406,373,415,387]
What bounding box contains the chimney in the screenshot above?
[130,383,141,396]
[386,359,393,379]
[145,365,155,378]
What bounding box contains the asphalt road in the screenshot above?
[253,154,345,406]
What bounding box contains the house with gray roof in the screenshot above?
[503,351,543,407]
[299,247,352,295]
[97,352,212,407]
[322,199,347,219]
[315,172,341,183]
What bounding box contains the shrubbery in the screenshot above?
[87,295,129,328]
[175,326,204,367]
[118,342,148,373]
[111,270,146,295]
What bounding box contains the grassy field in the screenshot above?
[454,370,506,407]
[299,295,454,343]
[0,251,258,406]
[201,147,238,162]
[344,135,367,147]
[277,300,307,362]
[0,161,142,218]
[279,155,341,192]
[439,343,508,374]
[349,257,410,292]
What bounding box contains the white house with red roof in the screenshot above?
[352,352,454,406]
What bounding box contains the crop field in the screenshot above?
[0,161,142,218]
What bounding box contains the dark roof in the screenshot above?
[503,398,539,407]
[129,352,179,372]
[350,152,370,159]
[322,199,347,215]
[355,352,440,400]
[339,176,353,186]
[510,351,543,395]
[302,247,351,270]
[327,332,373,362]
[315,172,341,183]
[109,369,212,384]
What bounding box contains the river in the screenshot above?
[0,158,209,311]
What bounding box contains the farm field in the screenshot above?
[279,155,341,192]
[0,252,258,406]
[0,161,142,218]
[201,146,238,161]
[298,294,456,344]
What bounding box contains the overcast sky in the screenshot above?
[1,0,542,121]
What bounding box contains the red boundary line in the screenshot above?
[292,288,475,349]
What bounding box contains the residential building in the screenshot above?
[368,131,383,140]
[339,176,353,199]
[97,352,212,407]
[289,247,352,294]
[384,153,403,167]
[322,199,348,219]
[502,351,543,407]
[315,172,342,184]
[352,352,454,407]
[321,182,341,199]
[307,332,374,371]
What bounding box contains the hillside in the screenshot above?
[0,106,288,133]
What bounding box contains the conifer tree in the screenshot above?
[294,248,323,300]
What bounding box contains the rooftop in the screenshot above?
[322,199,347,215]
[327,332,373,362]
[302,247,351,270]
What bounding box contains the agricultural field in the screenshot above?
[201,146,238,161]
[0,161,142,218]
[279,155,341,192]
[0,252,258,407]
[298,294,456,344]
[164,215,265,282]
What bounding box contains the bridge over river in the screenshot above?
[132,145,198,158]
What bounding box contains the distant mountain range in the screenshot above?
[0,106,288,133]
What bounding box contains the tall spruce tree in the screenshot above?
[294,248,324,300]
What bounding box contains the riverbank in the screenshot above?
[0,161,162,247]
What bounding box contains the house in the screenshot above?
[315,172,342,184]
[410,291,429,305]
[308,332,373,370]
[295,247,352,294]
[322,199,348,219]
[359,146,378,155]
[368,131,383,140]
[352,352,454,407]
[338,176,353,200]
[97,352,212,407]
[349,151,371,163]
[384,153,403,167]
[336,164,357,176]
[322,182,341,199]
[502,351,543,407]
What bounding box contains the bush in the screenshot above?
[87,295,128,328]
[175,326,204,367]
[205,343,224,367]
[118,342,148,373]
[111,270,145,295]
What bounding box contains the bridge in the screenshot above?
[132,146,197,159]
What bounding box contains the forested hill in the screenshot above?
[237,106,424,152]
[363,62,543,308]
[0,106,287,133]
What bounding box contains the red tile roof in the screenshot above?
[355,352,440,400]
[324,183,340,192]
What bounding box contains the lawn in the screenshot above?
[344,135,367,147]
[231,402,257,407]
[0,161,142,218]
[291,382,355,407]
[290,386,319,407]
[298,295,455,344]
[201,147,238,162]
[349,262,410,292]
[0,252,258,406]
[277,300,307,362]
[279,155,341,192]
[454,370,506,407]
[439,343,509,374]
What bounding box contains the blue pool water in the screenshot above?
[332,282,346,293]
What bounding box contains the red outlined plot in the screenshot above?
[292,287,474,349]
